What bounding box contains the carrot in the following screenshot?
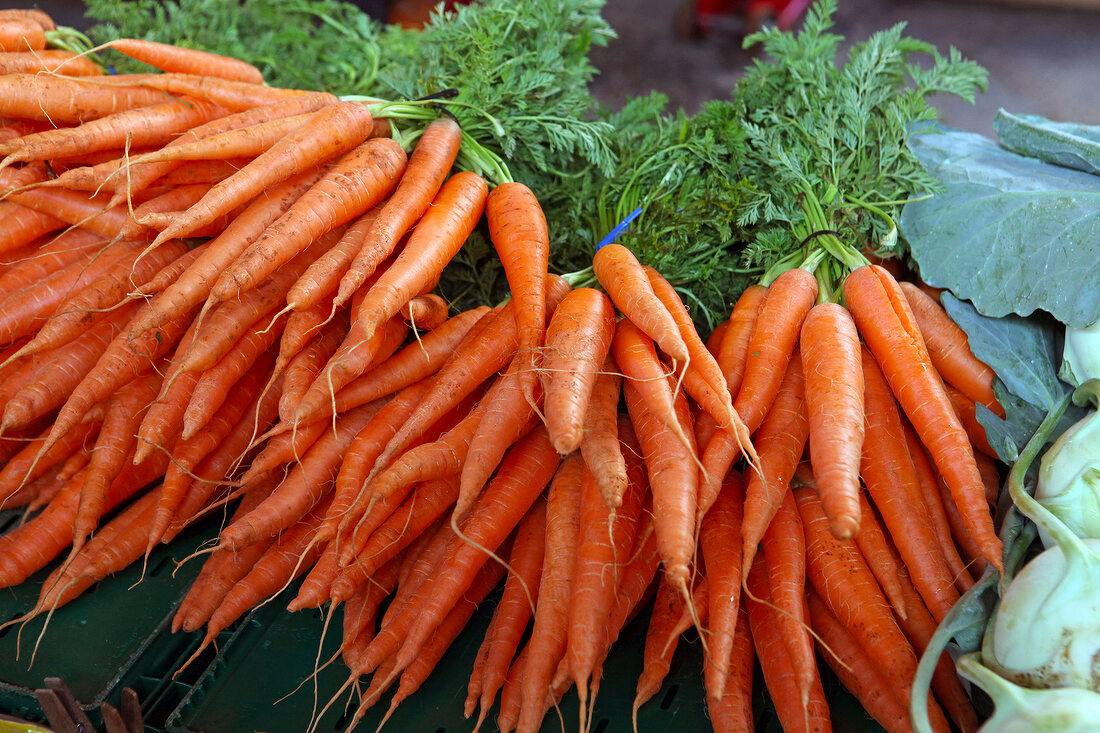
[568,444,646,722]
[612,318,693,454]
[289,304,490,429]
[240,415,335,488]
[132,320,203,465]
[285,206,384,312]
[541,287,615,455]
[401,293,450,331]
[0,414,102,509]
[935,469,988,581]
[92,72,307,110]
[700,472,746,702]
[644,265,737,429]
[354,171,489,343]
[0,98,228,168]
[337,117,463,308]
[578,359,627,508]
[210,137,408,301]
[277,312,349,423]
[148,100,374,247]
[0,203,66,254]
[0,302,142,433]
[72,368,164,548]
[468,498,547,726]
[845,488,909,620]
[455,357,542,519]
[844,264,1002,572]
[622,374,697,592]
[707,606,754,733]
[5,187,140,242]
[340,553,402,667]
[806,590,910,733]
[903,420,976,594]
[182,327,282,441]
[944,382,998,459]
[593,243,688,362]
[21,239,189,358]
[633,574,690,722]
[516,453,582,733]
[173,480,280,633]
[738,352,808,577]
[745,554,832,733]
[899,280,1003,417]
[794,484,919,710]
[129,167,327,339]
[0,49,100,76]
[107,38,264,83]
[0,16,45,51]
[860,345,962,623]
[0,9,55,30]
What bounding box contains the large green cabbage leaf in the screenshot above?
[900,127,1100,328]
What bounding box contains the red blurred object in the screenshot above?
[386,0,473,29]
[677,0,811,38]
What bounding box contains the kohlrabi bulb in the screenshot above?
[1036,411,1100,543]
[986,538,1100,691]
[958,654,1100,733]
[1062,320,1100,390]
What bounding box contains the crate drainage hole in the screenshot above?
[593,718,610,733]
[660,683,679,710]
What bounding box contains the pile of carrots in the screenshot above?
[0,14,1007,733]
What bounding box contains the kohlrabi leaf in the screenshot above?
[994,109,1100,176]
[942,293,1085,461]
[901,127,1100,329]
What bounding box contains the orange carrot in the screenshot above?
[844,264,1002,572]
[0,413,102,509]
[593,243,688,362]
[276,311,350,423]
[107,38,264,83]
[0,18,47,51]
[210,137,408,301]
[337,117,463,307]
[0,203,65,254]
[148,100,374,246]
[541,287,615,455]
[354,171,489,343]
[899,280,1003,417]
[92,72,307,110]
[800,302,864,539]
[700,472,746,702]
[578,359,627,508]
[944,382,998,459]
[0,49,100,76]
[401,293,450,331]
[612,317,693,453]
[132,320,203,465]
[738,353,808,577]
[707,606,754,733]
[860,345,962,623]
[285,206,383,312]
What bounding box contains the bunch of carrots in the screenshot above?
[0,13,1006,733]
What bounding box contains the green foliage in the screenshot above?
[732,0,987,272]
[84,0,412,95]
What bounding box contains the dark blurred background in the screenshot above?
[12,0,1100,136]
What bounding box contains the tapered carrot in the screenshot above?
[623,375,697,593]
[799,302,865,538]
[578,359,627,509]
[860,346,962,623]
[0,414,102,509]
[210,137,408,301]
[0,302,142,433]
[935,469,987,581]
[707,606,754,733]
[899,281,1003,418]
[0,98,228,168]
[593,243,688,363]
[850,490,909,620]
[739,353,808,578]
[4,187,139,241]
[806,590,910,733]
[285,206,383,312]
[0,49,101,76]
[0,202,65,253]
[107,38,264,83]
[340,552,402,666]
[645,265,736,429]
[456,356,542,519]
[469,498,546,726]
[794,484,919,711]
[944,382,998,459]
[92,72,307,110]
[745,554,832,733]
[337,117,463,307]
[903,420,976,594]
[354,171,489,343]
[0,74,169,123]
[541,287,615,455]
[147,101,374,247]
[132,320,203,465]
[516,453,582,733]
[173,480,279,633]
[72,368,164,549]
[844,264,1002,572]
[129,168,327,340]
[276,313,349,423]
[633,574,692,723]
[701,473,746,702]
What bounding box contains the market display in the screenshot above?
[0,0,1098,731]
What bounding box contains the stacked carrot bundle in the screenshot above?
[0,15,1007,733]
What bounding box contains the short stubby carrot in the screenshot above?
[541,287,616,455]
[800,302,864,539]
[844,264,1002,572]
